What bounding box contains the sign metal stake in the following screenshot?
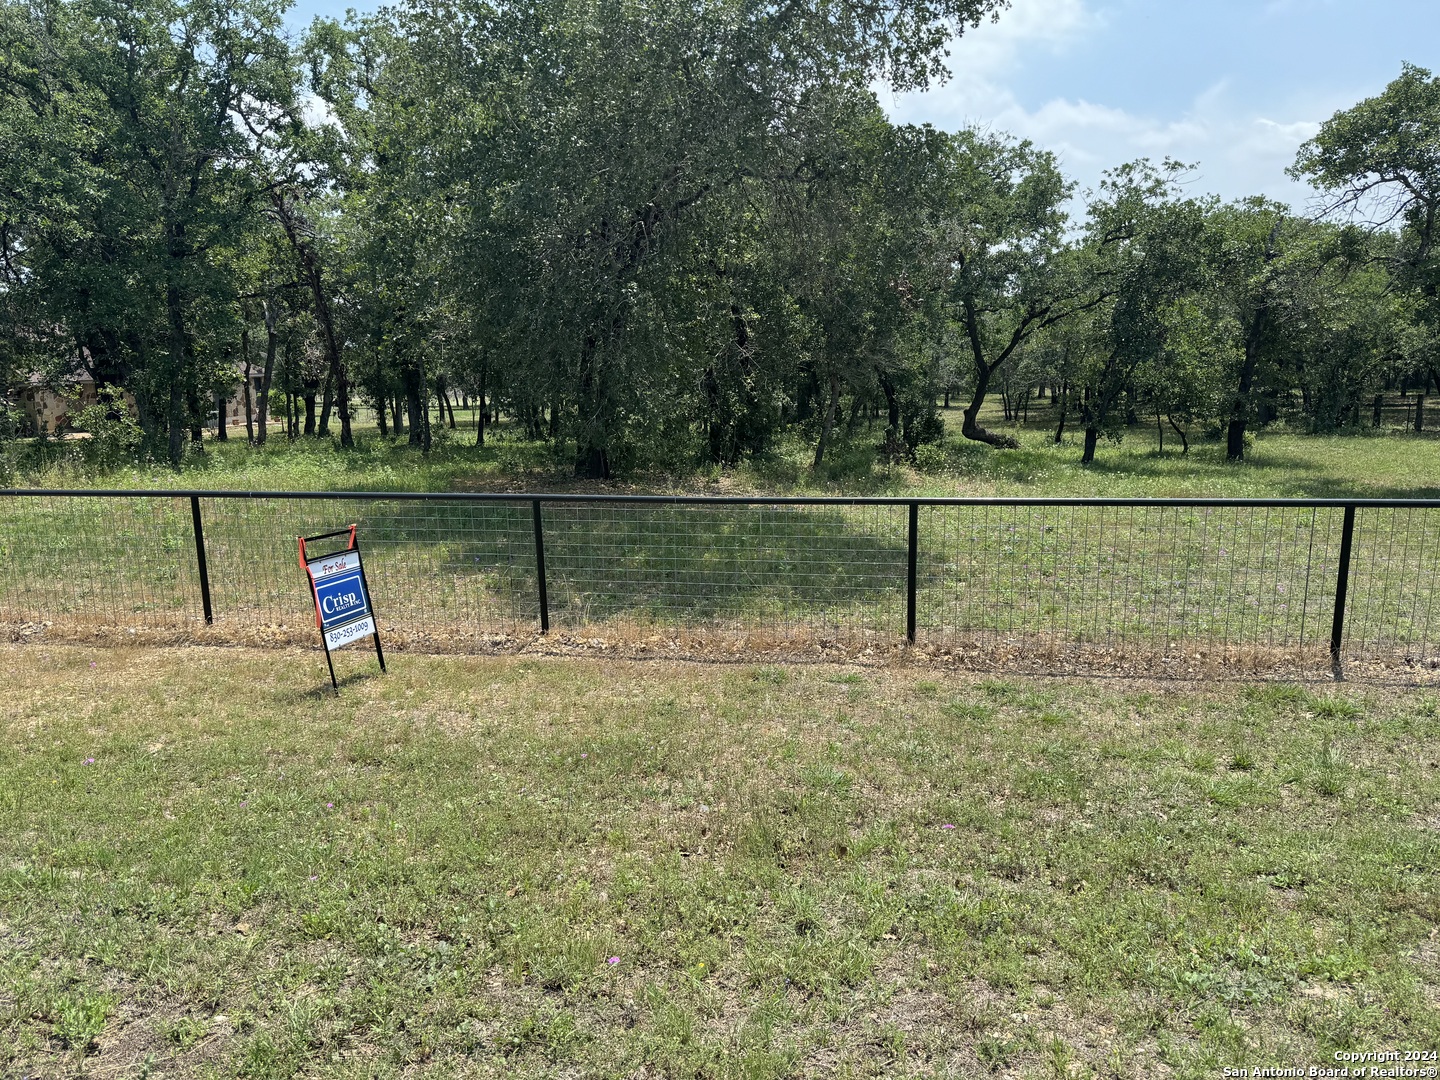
[299,525,386,691]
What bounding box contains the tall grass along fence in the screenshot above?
[2,489,1438,677]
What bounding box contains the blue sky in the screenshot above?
[881,0,1440,208]
[286,0,1439,209]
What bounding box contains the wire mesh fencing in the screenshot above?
[1,490,1438,674]
[920,503,1347,659]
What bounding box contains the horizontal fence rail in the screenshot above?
[3,488,1439,676]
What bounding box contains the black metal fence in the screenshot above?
[2,489,1439,676]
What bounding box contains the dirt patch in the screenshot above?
[6,617,1434,684]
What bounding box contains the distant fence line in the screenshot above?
[3,488,1440,677]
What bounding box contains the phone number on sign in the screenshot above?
[326,619,374,648]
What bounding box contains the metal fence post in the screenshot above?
[532,499,550,633]
[906,501,919,645]
[189,495,213,625]
[1330,504,1356,679]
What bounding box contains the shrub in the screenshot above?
[71,390,143,472]
[913,442,950,475]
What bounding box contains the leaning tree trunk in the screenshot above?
[960,367,1021,449]
[318,366,334,437]
[812,370,841,469]
[1168,414,1189,455]
[271,192,354,448]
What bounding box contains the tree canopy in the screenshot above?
[3,1,1436,473]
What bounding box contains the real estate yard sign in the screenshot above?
[299,526,386,689]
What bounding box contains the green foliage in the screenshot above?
[0,0,1435,480]
[69,394,144,472]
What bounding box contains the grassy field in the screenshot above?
[6,411,1440,669]
[2,645,1439,1078]
[9,404,1440,501]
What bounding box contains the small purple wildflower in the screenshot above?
[89,662,97,668]
[82,757,95,765]
[239,800,248,808]
[309,875,318,882]
[325,802,334,809]
[941,823,956,829]
[606,956,620,965]
[580,753,588,758]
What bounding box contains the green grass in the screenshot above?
[10,404,1440,500]
[2,477,1434,664]
[2,645,1439,1077]
[6,410,1440,664]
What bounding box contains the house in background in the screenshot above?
[17,361,262,435]
[211,362,269,432]
[16,367,136,434]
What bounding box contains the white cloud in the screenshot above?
[883,0,1327,207]
[945,0,1101,78]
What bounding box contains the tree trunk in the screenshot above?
[241,329,255,444]
[574,334,611,478]
[392,394,404,436]
[304,393,317,436]
[404,367,426,450]
[1168,414,1189,455]
[187,384,203,445]
[1081,425,1099,465]
[1373,393,1383,427]
[878,369,900,438]
[1227,220,1281,461]
[255,311,276,446]
[271,192,354,448]
[1417,394,1426,433]
[215,390,228,441]
[318,366,334,437]
[475,358,488,447]
[1226,412,1249,462]
[163,206,195,467]
[813,370,841,468]
[1053,383,1068,444]
[1155,411,1163,454]
[961,367,1020,449]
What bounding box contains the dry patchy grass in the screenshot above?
[1,645,1439,1078]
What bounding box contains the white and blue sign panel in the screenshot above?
[306,549,376,651]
